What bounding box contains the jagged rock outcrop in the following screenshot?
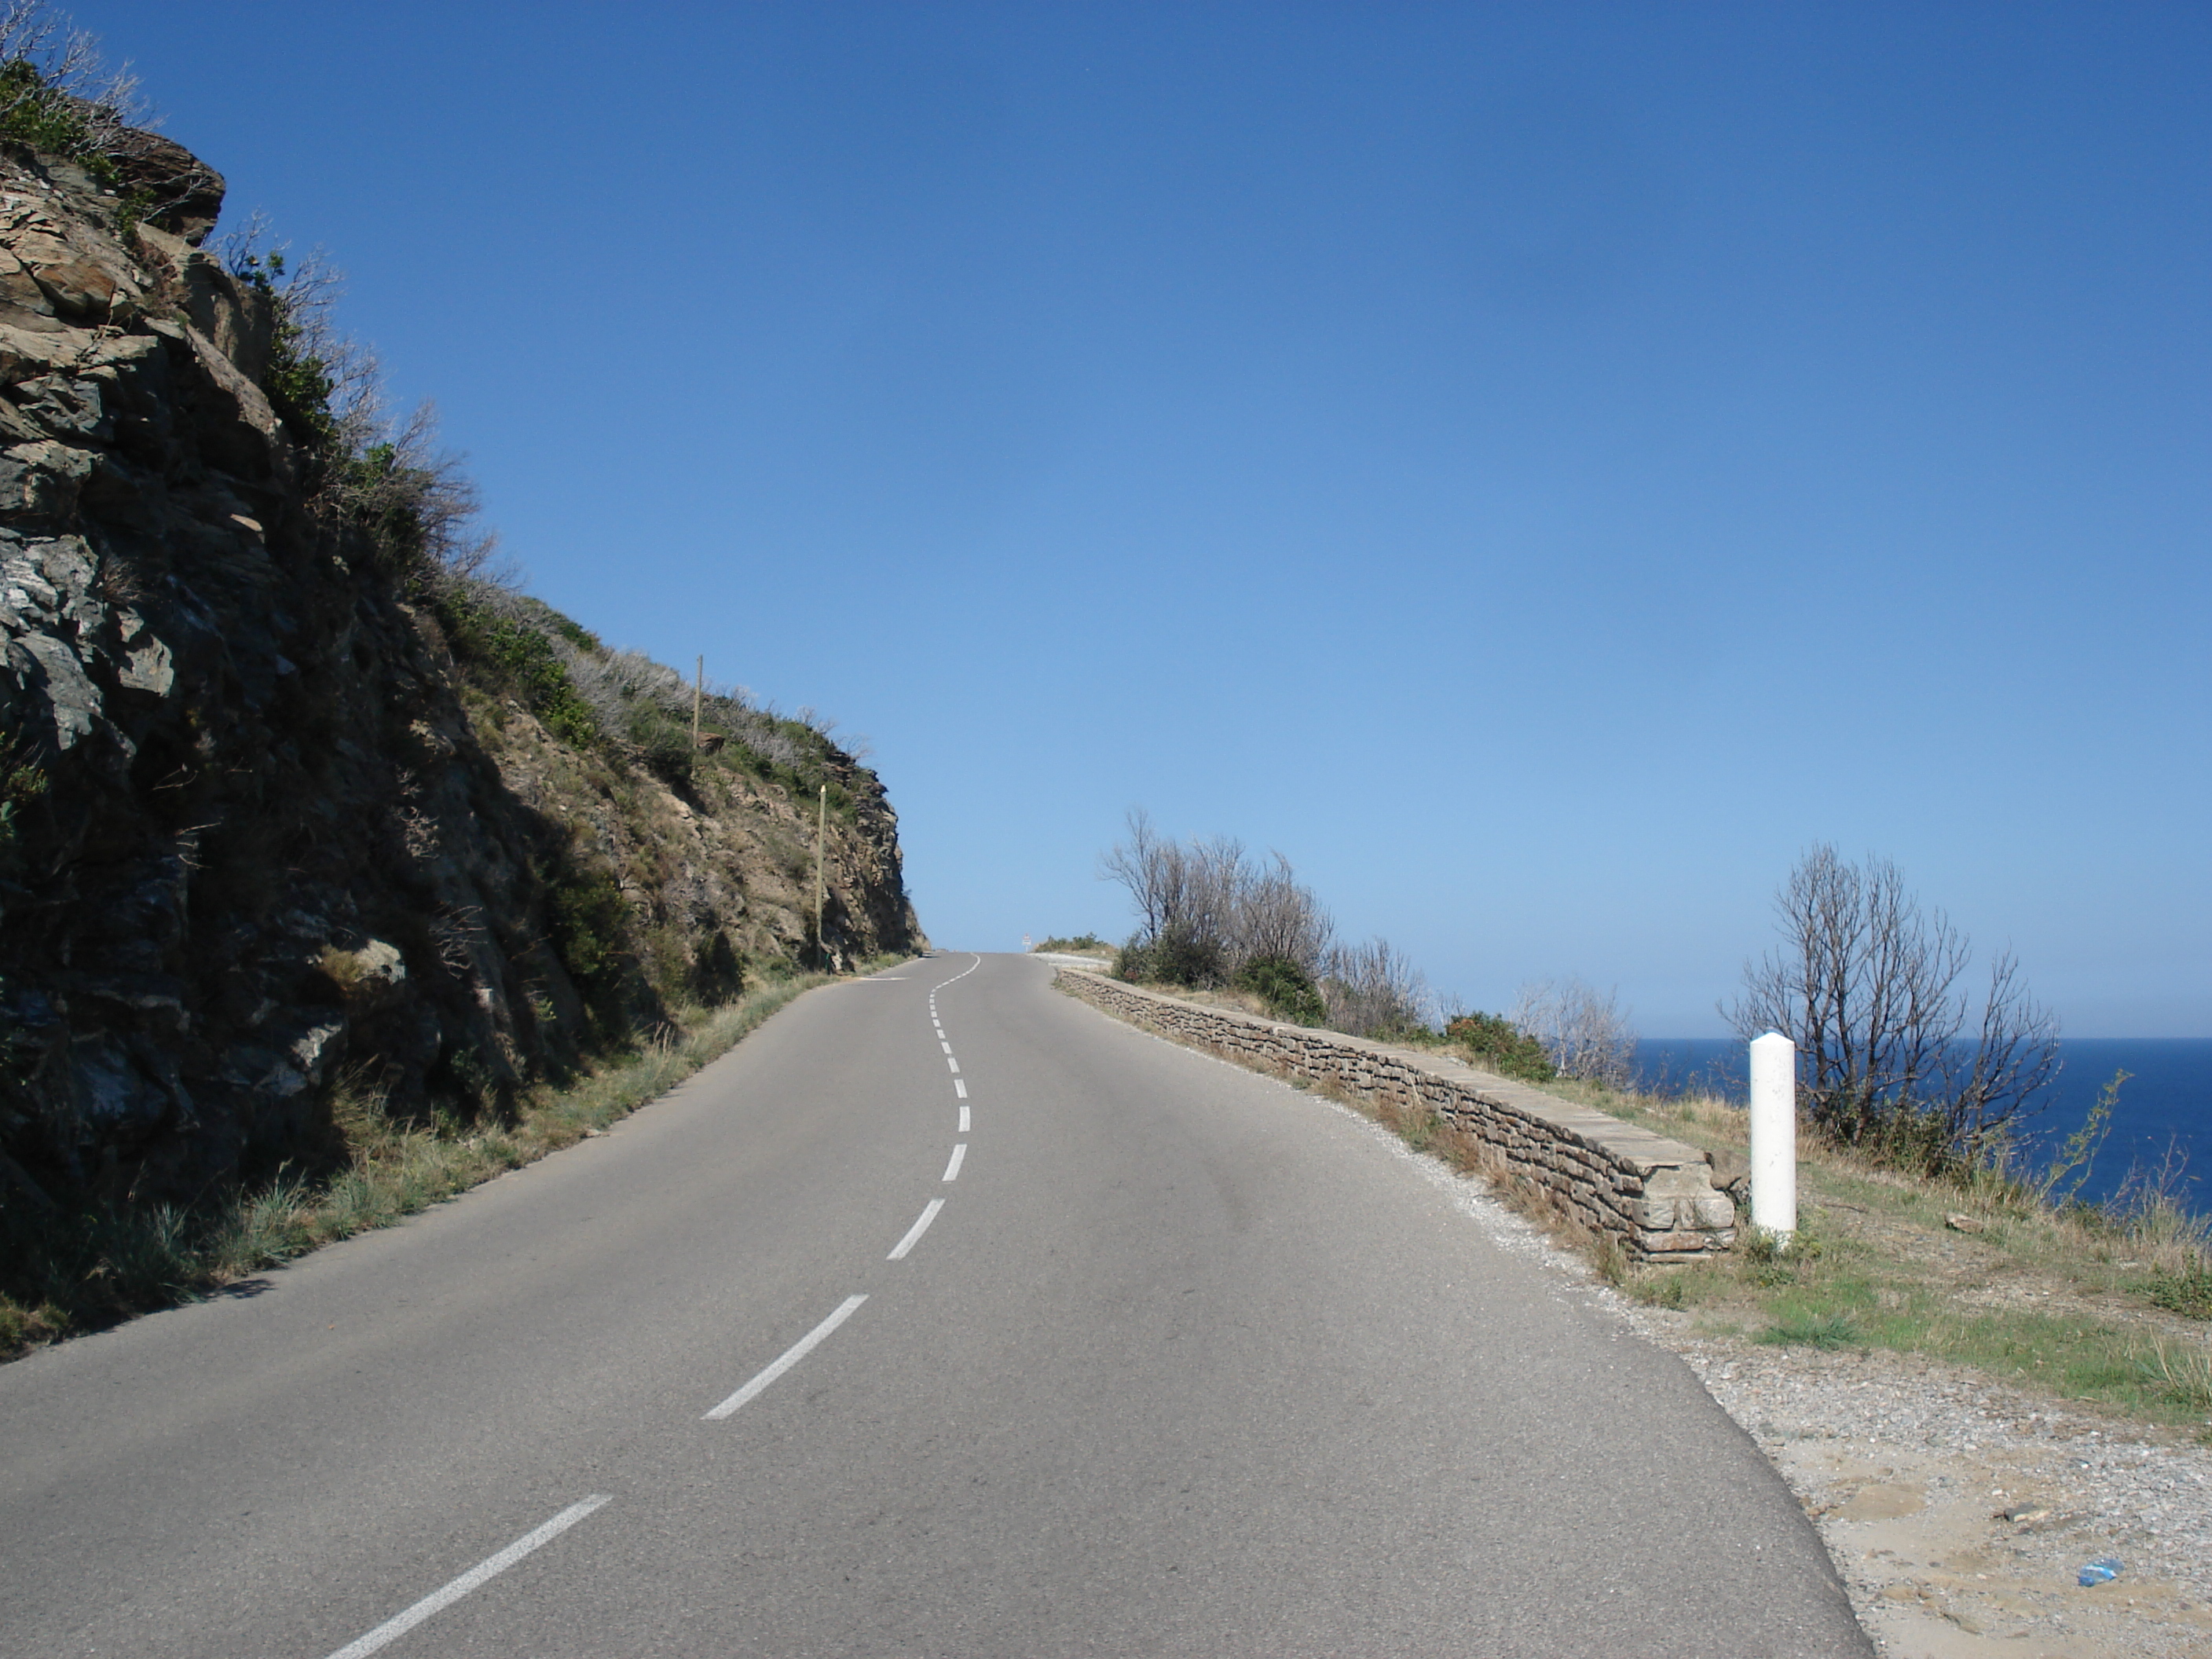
[0,130,921,1207]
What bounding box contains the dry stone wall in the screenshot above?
[1058,969,1737,1260]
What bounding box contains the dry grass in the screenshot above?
[1268,1060,1624,1272]
[1539,1078,2212,1437]
[1201,1013,2212,1436]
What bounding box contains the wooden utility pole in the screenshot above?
[692,656,703,749]
[814,782,828,969]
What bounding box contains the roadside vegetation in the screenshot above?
[1599,1080,2210,1435]
[0,969,874,1361]
[1246,1048,2212,1436]
[1092,818,2210,1436]
[1031,933,1112,955]
[1097,807,1635,1075]
[0,2,139,189]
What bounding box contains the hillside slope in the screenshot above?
[0,115,921,1218]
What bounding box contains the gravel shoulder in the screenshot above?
[1317,1082,2212,1659]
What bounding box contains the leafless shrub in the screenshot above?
[1320,937,1432,1039]
[1725,844,2060,1165]
[1511,976,1637,1089]
[0,2,147,146]
[1232,851,1333,976]
[1101,808,1174,947]
[211,218,386,446]
[1100,809,1333,987]
[560,646,688,733]
[209,214,493,580]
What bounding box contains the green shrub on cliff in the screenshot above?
[432,586,599,748]
[0,59,105,174]
[546,853,628,987]
[233,250,342,452]
[0,35,131,190]
[1444,1010,1557,1083]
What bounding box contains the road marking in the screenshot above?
[703,1295,868,1420]
[888,1199,944,1260]
[323,1495,611,1659]
[947,1057,959,1074]
[954,1079,967,1098]
[928,955,982,994]
[939,1039,952,1053]
[943,1143,967,1181]
[958,1105,970,1132]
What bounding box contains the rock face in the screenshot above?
[0,131,922,1206]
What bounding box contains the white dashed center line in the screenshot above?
[954,1079,967,1098]
[947,1057,959,1074]
[943,1143,967,1181]
[939,1040,952,1054]
[702,1295,868,1420]
[888,1199,944,1260]
[323,1495,611,1659]
[958,1105,970,1133]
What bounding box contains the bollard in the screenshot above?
[1749,1031,1797,1240]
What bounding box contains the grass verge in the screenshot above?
[1072,977,2212,1439]
[1540,1077,2212,1437]
[0,972,841,1362]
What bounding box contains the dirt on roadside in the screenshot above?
[1633,1325,2212,1659]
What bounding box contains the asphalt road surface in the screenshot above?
[0,953,1872,1657]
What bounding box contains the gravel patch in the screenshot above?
[1314,1082,2212,1658]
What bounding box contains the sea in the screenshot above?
[1632,1037,2212,1217]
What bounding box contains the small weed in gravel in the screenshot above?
[2136,1337,2212,1415]
[2146,1262,2212,1320]
[1759,1313,1860,1350]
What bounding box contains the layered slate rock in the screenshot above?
[0,126,921,1206]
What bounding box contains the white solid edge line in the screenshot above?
[703,1295,868,1420]
[888,1198,944,1260]
[943,1142,967,1181]
[954,1079,967,1098]
[322,1494,611,1659]
[958,1105,970,1133]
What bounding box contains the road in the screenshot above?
[0,953,1871,1656]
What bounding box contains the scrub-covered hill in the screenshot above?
[0,71,922,1235]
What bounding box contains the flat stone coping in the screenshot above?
[1057,969,1737,1257]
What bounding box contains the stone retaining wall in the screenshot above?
[1057,969,1737,1259]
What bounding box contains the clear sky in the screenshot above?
[73,2,2209,1035]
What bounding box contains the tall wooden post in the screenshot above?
[692,656,703,749]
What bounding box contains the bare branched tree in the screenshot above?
[1511,976,1637,1088]
[1100,807,1173,947]
[1726,844,2060,1163]
[1946,947,2064,1153]
[1101,812,1335,991]
[0,2,146,145]
[1230,851,1333,977]
[1320,938,1432,1039]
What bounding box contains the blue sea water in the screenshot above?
[1631,1037,2212,1216]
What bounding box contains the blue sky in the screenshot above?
[75,2,2208,1034]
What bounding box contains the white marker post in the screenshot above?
[1749,1031,1797,1240]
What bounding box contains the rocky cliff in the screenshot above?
[0,121,922,1214]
